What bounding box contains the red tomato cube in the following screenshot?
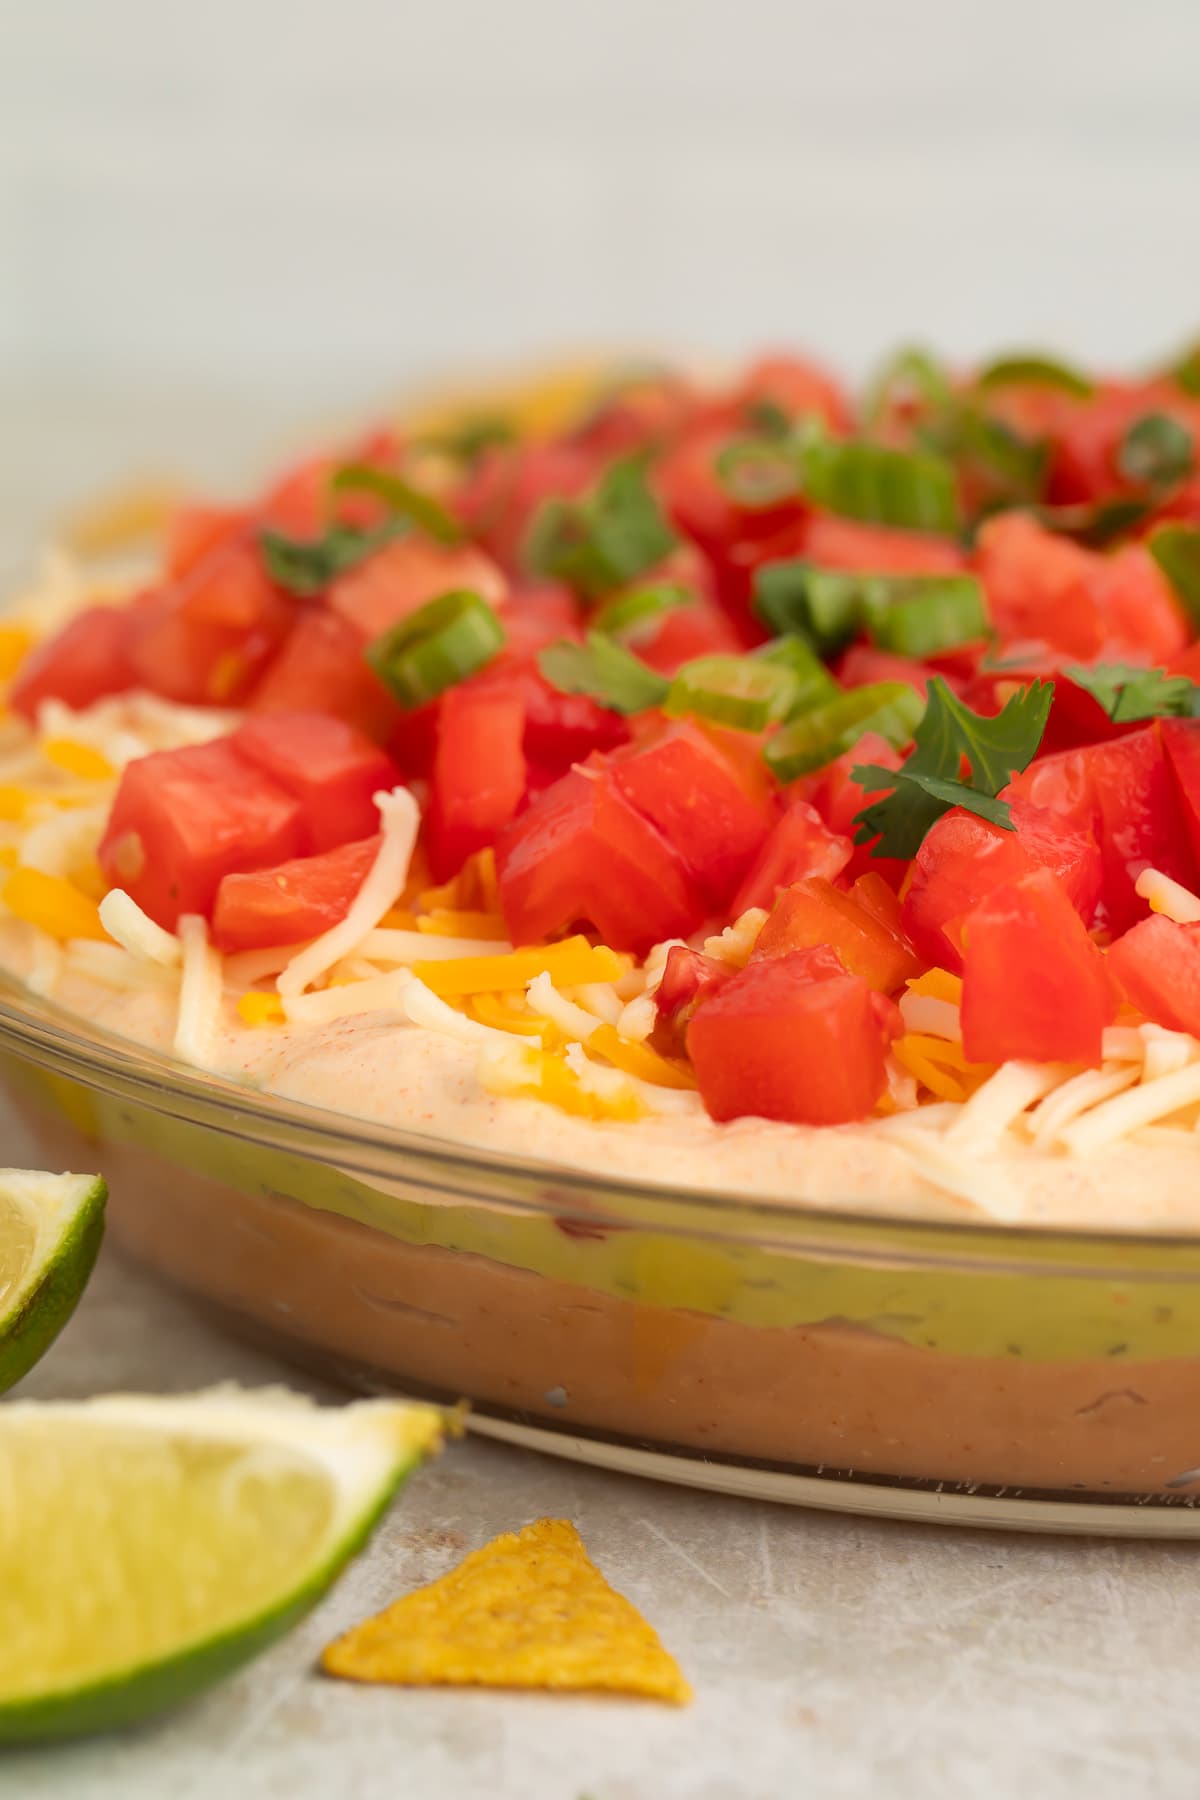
[427,682,528,881]
[960,868,1115,1065]
[687,947,899,1125]
[1107,914,1200,1036]
[128,541,295,706]
[754,876,923,992]
[329,539,507,640]
[212,835,381,953]
[98,740,304,929]
[9,605,139,722]
[249,608,402,744]
[730,799,851,917]
[233,712,400,855]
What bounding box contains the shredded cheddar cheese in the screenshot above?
[412,937,626,998]
[41,738,116,782]
[2,866,110,942]
[416,909,509,939]
[237,991,286,1027]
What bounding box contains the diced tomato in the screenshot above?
[164,504,248,580]
[329,539,508,641]
[836,643,945,696]
[627,595,743,675]
[427,682,527,881]
[9,605,139,722]
[902,798,1103,970]
[1107,915,1200,1036]
[1085,725,1196,932]
[258,430,401,537]
[1095,546,1188,664]
[754,875,923,992]
[686,947,900,1125]
[495,765,702,955]
[975,513,1105,658]
[232,712,400,854]
[1161,718,1200,870]
[655,945,733,1022]
[128,541,295,706]
[609,720,777,910]
[249,608,402,743]
[98,740,304,929]
[570,374,698,457]
[730,798,851,916]
[457,441,598,572]
[656,426,803,560]
[960,868,1115,1065]
[212,834,380,954]
[513,669,630,774]
[798,731,907,888]
[800,514,966,574]
[729,354,852,435]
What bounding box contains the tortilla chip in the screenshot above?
[321,1517,691,1704]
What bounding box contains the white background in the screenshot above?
[2,0,1200,519]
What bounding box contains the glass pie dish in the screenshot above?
[4,979,1200,1535]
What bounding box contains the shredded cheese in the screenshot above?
[703,909,767,967]
[898,992,962,1040]
[173,914,223,1067]
[277,787,419,997]
[941,1060,1069,1155]
[401,977,526,1048]
[2,866,110,942]
[1139,1023,1196,1083]
[1135,866,1200,924]
[1026,1064,1141,1149]
[1059,1061,1200,1155]
[98,888,182,967]
[412,937,625,998]
[64,939,176,991]
[356,929,512,965]
[282,969,415,1027]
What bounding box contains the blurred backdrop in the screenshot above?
[3,0,1199,545]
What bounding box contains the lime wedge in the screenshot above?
[0,1388,445,1743]
[0,1169,106,1394]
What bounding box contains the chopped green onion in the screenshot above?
[862,346,953,429]
[798,435,961,534]
[537,633,669,715]
[423,415,516,462]
[860,574,989,659]
[332,464,464,545]
[664,655,799,732]
[764,682,924,782]
[753,561,861,655]
[258,519,404,597]
[592,582,691,644]
[1116,413,1195,490]
[713,439,801,510]
[1149,524,1200,629]
[973,354,1094,399]
[525,453,677,601]
[753,635,840,714]
[746,399,793,439]
[366,589,505,709]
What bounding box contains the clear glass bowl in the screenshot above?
[4,979,1200,1528]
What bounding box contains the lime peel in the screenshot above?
[0,1168,106,1394]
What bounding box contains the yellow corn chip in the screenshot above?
[321,1517,691,1704]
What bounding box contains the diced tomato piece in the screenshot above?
[514,669,631,774]
[655,945,733,1022]
[798,731,907,888]
[233,712,400,854]
[164,504,248,579]
[1158,719,1200,872]
[656,426,803,559]
[960,868,1115,1065]
[1085,725,1196,933]
[128,541,295,706]
[249,608,402,743]
[836,643,945,696]
[329,539,507,640]
[212,835,380,954]
[902,798,1103,970]
[495,765,702,955]
[628,596,743,675]
[730,354,852,435]
[800,514,966,574]
[1107,915,1200,1036]
[686,947,900,1125]
[730,798,851,917]
[427,682,527,881]
[609,721,777,910]
[754,875,923,992]
[570,374,698,457]
[457,441,598,572]
[98,740,304,929]
[1096,545,1188,664]
[9,605,139,722]
[975,513,1105,658]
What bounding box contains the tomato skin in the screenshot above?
[686,947,899,1125]
[903,799,1103,971]
[799,731,907,888]
[655,945,733,1021]
[1159,719,1200,872]
[427,683,527,881]
[212,834,380,954]
[9,605,139,721]
[232,712,400,854]
[730,798,851,917]
[98,740,304,929]
[608,720,778,910]
[1107,915,1200,1036]
[129,541,295,706]
[975,513,1104,658]
[1085,725,1196,933]
[513,669,630,774]
[632,596,743,675]
[495,765,703,955]
[249,608,402,743]
[960,868,1115,1065]
[754,875,923,992]
[329,539,507,640]
[164,504,248,580]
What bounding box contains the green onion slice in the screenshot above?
[860,573,990,659]
[1116,413,1195,490]
[764,682,924,783]
[332,464,464,545]
[258,520,404,597]
[592,582,692,644]
[525,453,678,601]
[799,434,961,534]
[862,346,953,429]
[753,560,861,655]
[1149,524,1200,629]
[664,655,799,733]
[366,589,505,709]
[973,354,1094,399]
[537,633,669,715]
[753,635,840,714]
[713,439,802,510]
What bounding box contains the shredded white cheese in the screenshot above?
[173,914,223,1067]
[401,978,522,1048]
[616,991,658,1043]
[526,973,598,1043]
[98,888,182,967]
[941,1061,1069,1156]
[703,908,767,967]
[1139,1023,1196,1083]
[282,969,415,1027]
[18,801,110,878]
[1025,1064,1141,1149]
[354,928,511,964]
[898,992,961,1040]
[1135,866,1200,924]
[569,981,624,1025]
[1058,1061,1200,1155]
[24,926,63,998]
[277,787,419,997]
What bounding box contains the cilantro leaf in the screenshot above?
[1116,413,1195,491]
[537,632,669,715]
[525,453,678,601]
[852,677,1054,858]
[1062,662,1200,724]
[258,519,405,597]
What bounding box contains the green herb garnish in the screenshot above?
[537,632,670,715]
[853,677,1054,857]
[1116,413,1195,491]
[258,519,404,597]
[525,453,678,601]
[973,353,1094,399]
[1062,663,1200,724]
[862,346,953,430]
[366,589,506,709]
[331,464,464,545]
